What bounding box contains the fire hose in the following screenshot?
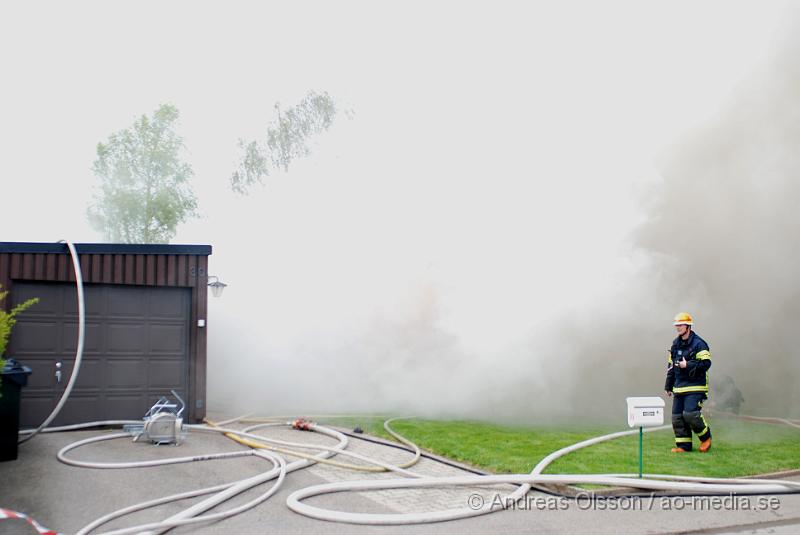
[21,414,794,534]
[18,240,85,445]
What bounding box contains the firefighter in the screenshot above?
[715,375,744,414]
[664,312,712,453]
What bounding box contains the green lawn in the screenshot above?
[319,415,800,478]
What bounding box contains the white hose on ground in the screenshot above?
[58,432,259,469]
[54,414,800,532]
[70,420,423,534]
[19,240,85,444]
[238,422,418,475]
[718,411,800,430]
[134,424,363,535]
[383,416,421,463]
[212,413,254,426]
[67,421,349,534]
[205,418,421,472]
[286,422,800,525]
[76,479,253,535]
[95,450,286,535]
[20,421,141,434]
[287,472,800,525]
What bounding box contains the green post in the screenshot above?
[639,426,643,478]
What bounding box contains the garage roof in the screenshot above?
[0,242,211,255]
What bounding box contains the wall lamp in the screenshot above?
[208,275,228,298]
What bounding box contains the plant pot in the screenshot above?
[0,359,32,461]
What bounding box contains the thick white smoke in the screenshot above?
[204,9,800,423]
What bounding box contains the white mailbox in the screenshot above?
[626,397,665,428]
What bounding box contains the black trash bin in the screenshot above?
[0,358,32,461]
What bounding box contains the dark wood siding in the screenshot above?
[2,252,206,288]
[0,245,211,423]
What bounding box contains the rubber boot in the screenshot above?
[684,410,711,453]
[671,414,692,452]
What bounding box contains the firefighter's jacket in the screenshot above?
[665,331,711,395]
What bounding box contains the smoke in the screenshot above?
[509,25,800,422]
[630,29,800,419]
[538,22,800,421]
[206,14,800,424]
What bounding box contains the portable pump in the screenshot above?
[124,390,187,445]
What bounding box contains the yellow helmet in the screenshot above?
[673,312,693,326]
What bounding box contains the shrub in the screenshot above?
[0,286,39,393]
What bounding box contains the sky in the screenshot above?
[2,1,798,420]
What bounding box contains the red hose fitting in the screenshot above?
[292,418,313,431]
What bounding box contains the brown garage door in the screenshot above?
[8,282,190,427]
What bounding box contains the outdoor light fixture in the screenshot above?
[207,275,227,298]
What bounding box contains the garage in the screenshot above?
[0,242,212,425]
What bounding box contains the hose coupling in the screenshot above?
[292,418,313,431]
